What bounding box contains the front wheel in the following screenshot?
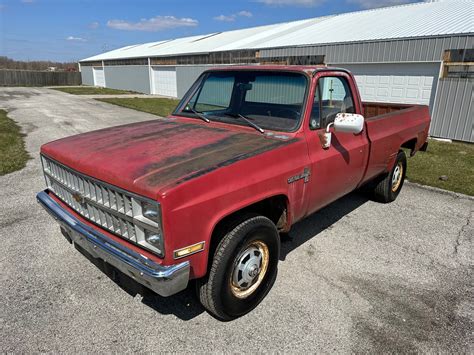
[371,150,407,203]
[197,215,280,320]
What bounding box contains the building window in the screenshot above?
[80,61,102,67]
[104,58,148,66]
[442,49,474,79]
[259,55,325,65]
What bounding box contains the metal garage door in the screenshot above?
[152,66,177,97]
[93,67,105,87]
[334,63,441,108]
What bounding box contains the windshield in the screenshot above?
[175,70,309,132]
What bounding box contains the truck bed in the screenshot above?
[361,102,431,183]
[363,102,412,119]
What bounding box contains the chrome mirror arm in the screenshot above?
[326,122,334,133]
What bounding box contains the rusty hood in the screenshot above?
[41,119,294,198]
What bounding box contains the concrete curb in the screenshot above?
[406,180,474,201]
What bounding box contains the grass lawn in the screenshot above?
[95,98,473,196]
[53,86,135,95]
[0,110,30,175]
[406,139,473,196]
[96,97,180,117]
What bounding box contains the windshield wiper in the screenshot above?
[224,113,265,134]
[184,107,210,123]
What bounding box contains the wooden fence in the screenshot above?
[0,69,82,86]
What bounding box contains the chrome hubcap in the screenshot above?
[230,240,269,299]
[391,162,403,192]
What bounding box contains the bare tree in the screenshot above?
[0,57,79,71]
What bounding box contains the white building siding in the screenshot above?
[81,66,94,86]
[151,66,177,97]
[93,67,105,87]
[104,65,151,94]
[334,63,441,108]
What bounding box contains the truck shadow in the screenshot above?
[75,244,205,321]
[76,190,369,321]
[279,190,369,261]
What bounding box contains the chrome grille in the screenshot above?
[42,157,138,241]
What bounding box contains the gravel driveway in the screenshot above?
[1,87,472,353]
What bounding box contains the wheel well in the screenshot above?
[401,138,417,156]
[207,195,288,268]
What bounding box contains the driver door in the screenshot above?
[304,72,370,215]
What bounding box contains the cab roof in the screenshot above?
[201,65,349,76]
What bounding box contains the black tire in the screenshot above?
[197,215,280,320]
[372,150,407,203]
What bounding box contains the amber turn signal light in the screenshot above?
[173,242,205,259]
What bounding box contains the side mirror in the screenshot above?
[333,113,365,134]
[321,113,364,149]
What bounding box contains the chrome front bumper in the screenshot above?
[36,190,189,297]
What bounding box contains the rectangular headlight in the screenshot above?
[142,201,160,223]
[145,229,163,251]
[133,199,164,257]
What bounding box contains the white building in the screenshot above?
[79,0,474,142]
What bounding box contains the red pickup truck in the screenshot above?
[37,66,430,320]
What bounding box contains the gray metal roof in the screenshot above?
[81,0,474,62]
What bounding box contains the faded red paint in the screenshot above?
[41,119,295,199]
[40,66,431,278]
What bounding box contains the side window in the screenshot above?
[315,76,355,127]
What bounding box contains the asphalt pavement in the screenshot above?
[1,87,472,353]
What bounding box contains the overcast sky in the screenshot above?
[0,0,421,62]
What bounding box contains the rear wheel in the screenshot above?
[197,215,280,320]
[371,150,407,203]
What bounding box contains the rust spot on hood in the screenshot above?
[141,133,295,188]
